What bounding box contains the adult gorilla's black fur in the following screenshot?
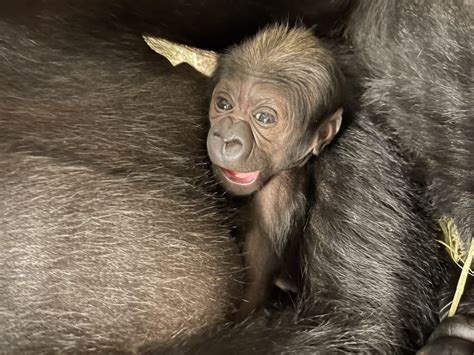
[0,1,472,354]
[346,1,472,245]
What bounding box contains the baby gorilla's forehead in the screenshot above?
[215,77,290,113]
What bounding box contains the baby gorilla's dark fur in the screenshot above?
[206,25,345,318]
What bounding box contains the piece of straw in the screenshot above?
[438,217,473,317]
[143,35,218,77]
[448,238,473,317]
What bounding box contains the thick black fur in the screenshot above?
[346,1,472,244]
[0,0,472,354]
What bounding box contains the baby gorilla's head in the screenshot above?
[207,24,345,196]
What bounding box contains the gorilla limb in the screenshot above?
[417,314,474,355]
[346,0,473,243]
[0,11,243,353]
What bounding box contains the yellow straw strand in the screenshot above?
[448,237,473,317]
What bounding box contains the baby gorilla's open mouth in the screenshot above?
[222,169,259,185]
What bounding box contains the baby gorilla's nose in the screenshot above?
[223,138,244,160]
[207,116,253,166]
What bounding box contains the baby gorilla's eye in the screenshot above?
[255,112,276,125]
[216,97,233,111]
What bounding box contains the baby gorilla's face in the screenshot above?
[207,77,304,196]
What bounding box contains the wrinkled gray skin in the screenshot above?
[0,1,473,354]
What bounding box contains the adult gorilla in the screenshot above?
[0,1,472,354]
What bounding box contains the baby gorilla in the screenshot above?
[207,24,345,319]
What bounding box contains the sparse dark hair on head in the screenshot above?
[215,23,345,127]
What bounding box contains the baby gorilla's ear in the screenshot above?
[311,108,343,156]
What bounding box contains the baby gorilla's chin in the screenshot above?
[213,165,261,196]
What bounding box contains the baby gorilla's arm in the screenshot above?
[236,167,310,320]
